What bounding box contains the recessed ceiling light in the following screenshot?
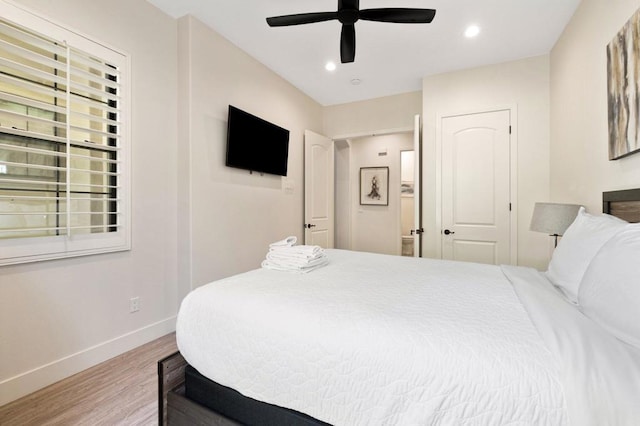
[325,61,336,71]
[351,78,362,85]
[465,25,480,38]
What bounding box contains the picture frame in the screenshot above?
[401,182,414,197]
[360,166,389,206]
[607,7,640,160]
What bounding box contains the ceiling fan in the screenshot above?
[266,0,436,64]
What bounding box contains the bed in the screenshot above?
[159,189,640,426]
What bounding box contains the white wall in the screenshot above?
[349,133,414,255]
[0,0,179,405]
[550,0,640,209]
[323,91,422,138]
[178,16,323,288]
[422,55,552,269]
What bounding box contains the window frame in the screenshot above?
[0,1,131,266]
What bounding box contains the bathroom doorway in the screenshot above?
[400,150,416,257]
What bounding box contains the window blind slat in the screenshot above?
[0,38,65,73]
[69,80,119,103]
[0,56,66,86]
[0,20,67,57]
[0,108,65,129]
[0,129,120,152]
[0,177,120,190]
[0,72,64,102]
[70,64,120,90]
[70,47,121,76]
[0,91,66,115]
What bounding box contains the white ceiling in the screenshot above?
[146,0,581,106]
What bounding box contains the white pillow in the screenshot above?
[578,224,640,348]
[546,207,627,303]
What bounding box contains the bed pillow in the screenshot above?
[545,207,627,303]
[578,224,640,348]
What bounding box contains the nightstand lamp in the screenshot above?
[530,202,582,247]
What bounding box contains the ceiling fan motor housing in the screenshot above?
[338,9,359,25]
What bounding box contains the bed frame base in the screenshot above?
[158,351,239,426]
[167,387,240,426]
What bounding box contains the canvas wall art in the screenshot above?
[607,8,640,160]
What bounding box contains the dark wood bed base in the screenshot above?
[159,189,640,425]
[158,351,240,425]
[158,352,325,425]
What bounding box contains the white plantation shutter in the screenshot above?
[0,4,130,265]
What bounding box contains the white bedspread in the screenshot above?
[177,249,568,425]
[504,266,640,426]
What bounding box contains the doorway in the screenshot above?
[335,132,414,256]
[400,150,415,256]
[308,116,422,256]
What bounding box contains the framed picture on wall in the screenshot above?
[360,166,389,206]
[607,7,640,160]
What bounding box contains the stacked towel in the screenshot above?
[262,238,328,273]
[269,236,297,249]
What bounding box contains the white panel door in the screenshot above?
[441,110,511,264]
[304,130,335,248]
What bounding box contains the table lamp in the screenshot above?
[530,202,582,247]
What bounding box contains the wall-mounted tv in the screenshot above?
[225,105,290,176]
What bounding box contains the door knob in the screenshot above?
[443,229,455,235]
[304,223,316,229]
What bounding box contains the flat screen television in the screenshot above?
[225,105,290,176]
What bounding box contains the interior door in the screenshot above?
[441,110,511,264]
[411,114,422,257]
[304,130,335,248]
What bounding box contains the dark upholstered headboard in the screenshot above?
[603,189,640,223]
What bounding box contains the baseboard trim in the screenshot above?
[0,316,177,407]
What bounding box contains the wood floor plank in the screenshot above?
[0,332,177,426]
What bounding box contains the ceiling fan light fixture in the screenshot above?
[465,25,481,38]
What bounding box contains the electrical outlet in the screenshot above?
[129,297,140,313]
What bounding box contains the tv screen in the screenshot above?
[225,105,290,176]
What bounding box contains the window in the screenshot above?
[0,4,130,265]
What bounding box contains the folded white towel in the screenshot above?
[268,245,323,257]
[266,252,327,267]
[261,256,329,273]
[269,236,297,249]
[267,247,324,262]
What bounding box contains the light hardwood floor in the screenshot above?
[0,333,177,426]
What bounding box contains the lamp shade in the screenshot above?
[530,202,582,236]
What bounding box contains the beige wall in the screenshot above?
[178,16,323,288]
[0,0,179,404]
[550,0,640,209]
[323,91,422,138]
[422,55,552,269]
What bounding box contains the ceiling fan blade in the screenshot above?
[359,8,436,23]
[340,24,356,63]
[266,12,338,27]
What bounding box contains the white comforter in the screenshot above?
[178,250,640,424]
[177,250,584,425]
